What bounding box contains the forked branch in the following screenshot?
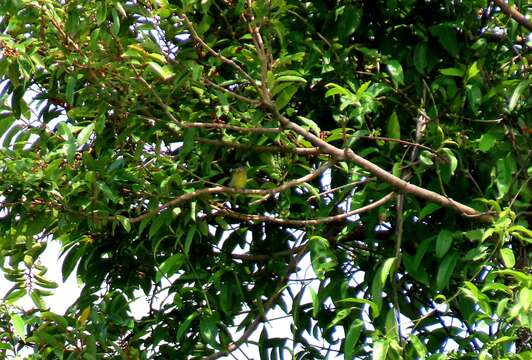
[493,0,532,31]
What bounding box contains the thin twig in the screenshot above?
[140,115,281,134]
[250,161,333,205]
[359,135,435,153]
[392,193,404,345]
[307,178,371,202]
[243,0,271,103]
[211,244,306,262]
[181,14,261,93]
[286,10,333,49]
[213,192,395,226]
[78,164,335,224]
[205,243,310,359]
[195,137,320,156]
[204,78,261,106]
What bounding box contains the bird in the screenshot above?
[230,165,247,189]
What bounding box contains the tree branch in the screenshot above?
[95,163,333,224]
[205,243,309,359]
[265,105,495,223]
[195,137,320,156]
[243,0,271,103]
[204,78,261,106]
[181,14,261,93]
[358,135,436,153]
[493,0,532,31]
[212,192,395,226]
[162,119,281,134]
[211,244,306,262]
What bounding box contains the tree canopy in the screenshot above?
[0,0,531,359]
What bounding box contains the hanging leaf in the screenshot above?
[371,258,396,312]
[10,314,26,340]
[386,111,400,147]
[500,248,515,268]
[344,320,364,359]
[436,252,459,290]
[413,42,428,74]
[386,60,404,86]
[435,229,454,259]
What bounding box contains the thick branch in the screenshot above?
[493,0,532,31]
[267,105,495,223]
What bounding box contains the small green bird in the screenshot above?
[230,166,247,189]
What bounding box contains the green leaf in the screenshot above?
[66,9,80,36]
[386,60,404,86]
[77,123,95,146]
[344,319,364,359]
[199,316,219,347]
[297,116,321,136]
[191,64,202,81]
[96,181,119,203]
[96,2,107,24]
[496,156,517,198]
[325,83,351,97]
[0,114,15,138]
[327,308,353,329]
[386,111,400,146]
[430,24,459,56]
[176,312,199,343]
[500,248,515,268]
[419,203,440,220]
[336,5,362,39]
[111,8,120,35]
[409,334,427,359]
[439,148,457,176]
[373,339,389,360]
[31,291,45,309]
[148,62,175,80]
[478,132,497,152]
[116,215,131,233]
[336,298,380,318]
[466,61,479,82]
[310,236,338,280]
[275,84,298,110]
[519,288,531,312]
[184,225,196,255]
[371,257,396,312]
[508,80,528,111]
[4,288,26,304]
[66,75,77,104]
[413,42,428,74]
[467,84,482,113]
[435,229,454,259]
[275,75,307,84]
[436,252,459,290]
[439,68,464,77]
[419,150,434,166]
[10,314,26,340]
[85,334,97,356]
[156,253,186,282]
[309,287,319,318]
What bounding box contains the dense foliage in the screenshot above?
[0,0,531,359]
